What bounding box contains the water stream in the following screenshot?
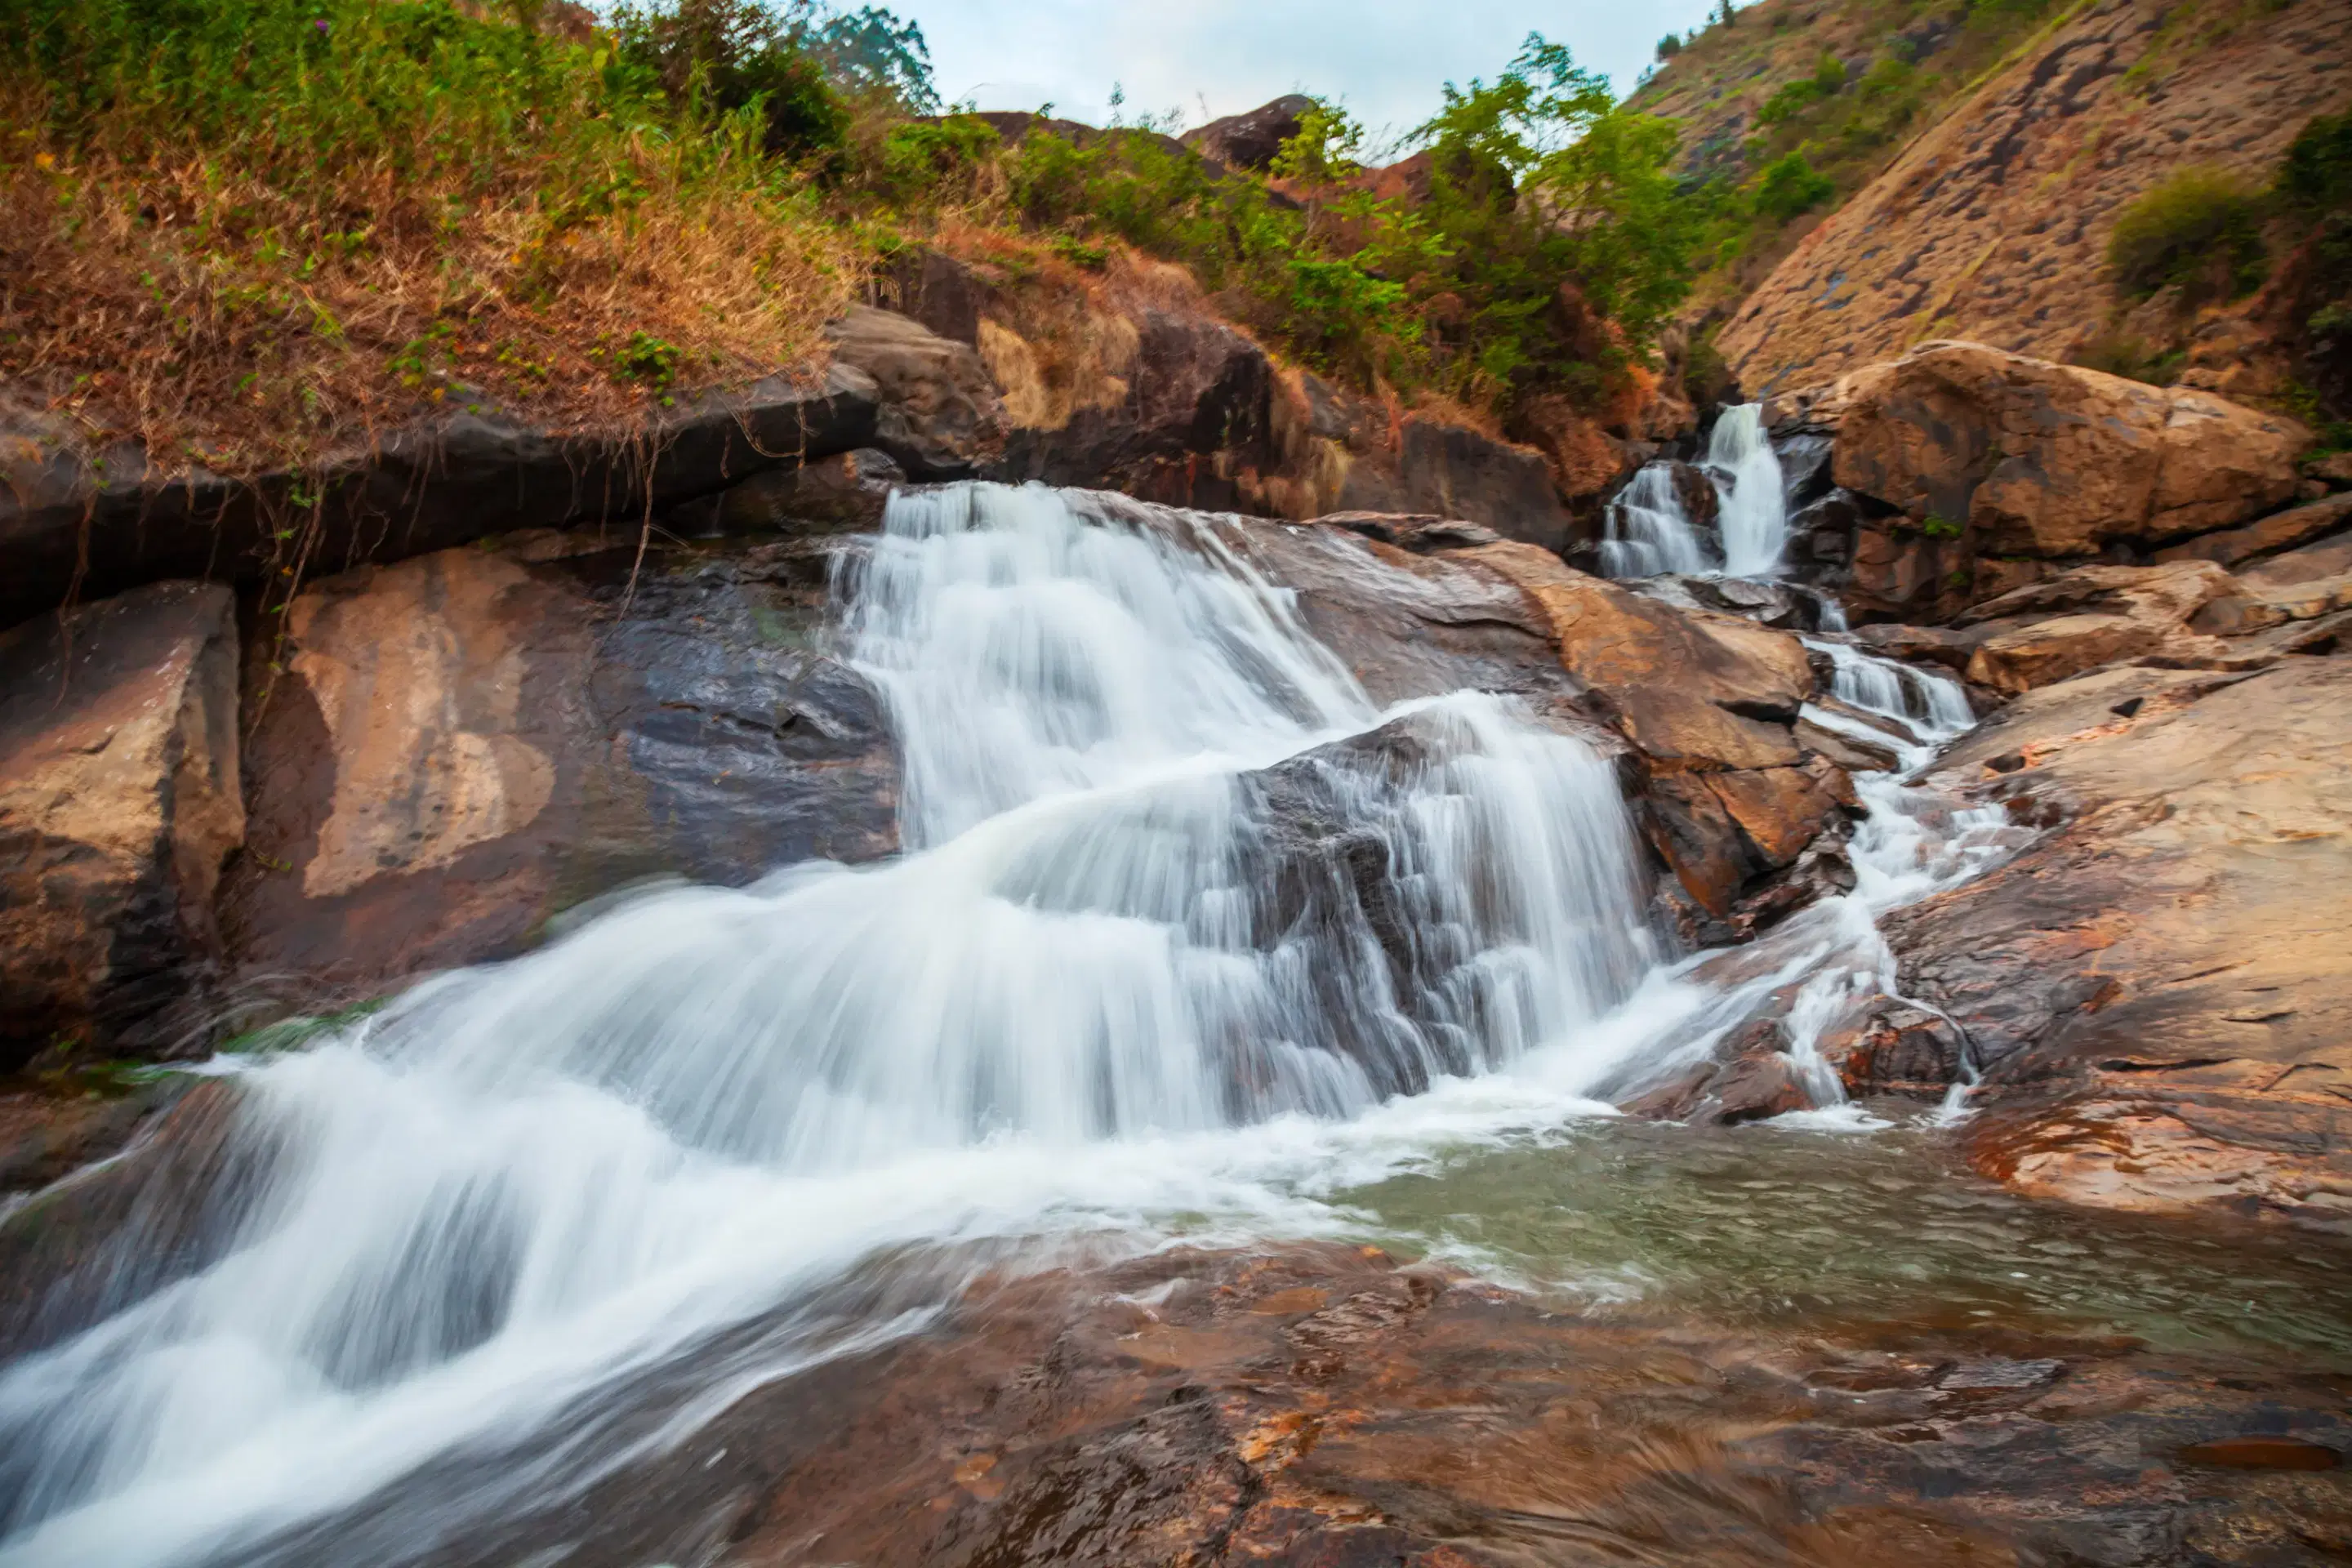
[0,483,2087,1566]
[1601,403,1788,581]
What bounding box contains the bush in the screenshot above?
[1657,33,1684,59]
[2105,167,2266,304]
[1753,151,1835,220]
[612,0,849,159]
[1756,51,1847,126]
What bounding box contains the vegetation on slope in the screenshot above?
[0,0,1716,480]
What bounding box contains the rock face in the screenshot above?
[885,248,1590,551]
[0,368,882,632]
[1882,657,2352,1228]
[0,583,243,1067]
[824,307,1009,478]
[1716,0,2352,394]
[221,532,898,1013]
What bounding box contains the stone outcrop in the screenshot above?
[1179,94,1314,172]
[1715,0,2352,394]
[220,530,899,1015]
[0,368,882,632]
[823,306,1009,478]
[1879,657,2352,1227]
[0,582,243,1067]
[883,247,1594,551]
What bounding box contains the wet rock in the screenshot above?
[1624,1017,1809,1124]
[824,306,1009,479]
[1806,341,2304,559]
[0,368,880,630]
[0,582,243,1067]
[1852,621,1979,674]
[310,1242,2352,1568]
[1309,511,1501,553]
[221,534,898,1015]
[1816,1001,1970,1102]
[1179,95,1316,172]
[1885,657,2352,1228]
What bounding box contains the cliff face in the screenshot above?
[1714,0,2352,394]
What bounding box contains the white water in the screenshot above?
[0,484,2010,1567]
[1601,403,1789,581]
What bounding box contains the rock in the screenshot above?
[689,447,905,535]
[164,1237,2352,1568]
[1956,561,2255,693]
[823,305,1009,478]
[2243,528,2352,591]
[0,583,242,1067]
[1852,621,1979,673]
[1884,657,2352,1228]
[0,369,880,630]
[1713,0,2352,392]
[1623,1018,1808,1123]
[1308,512,1502,553]
[220,534,898,1014]
[1815,1000,1969,1101]
[1811,341,2304,559]
[1339,416,1579,555]
[1179,95,1315,172]
[2153,492,2352,570]
[2308,451,2352,489]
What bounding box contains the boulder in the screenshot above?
[221,532,899,1014]
[1811,342,2304,559]
[684,448,906,536]
[2153,492,2352,570]
[823,305,1009,478]
[1179,95,1315,172]
[1953,560,2322,693]
[1882,657,2352,1228]
[0,583,242,1067]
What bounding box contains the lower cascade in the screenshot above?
[0,485,2020,1567]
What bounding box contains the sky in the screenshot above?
[911,0,1728,154]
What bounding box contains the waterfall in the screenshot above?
[1597,464,1709,579]
[1601,403,1789,582]
[0,485,1669,1568]
[1802,637,1976,769]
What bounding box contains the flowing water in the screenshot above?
[0,483,2304,1567]
[1601,403,1789,581]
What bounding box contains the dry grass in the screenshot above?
[0,21,866,480]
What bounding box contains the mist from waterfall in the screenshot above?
[1601,404,1789,581]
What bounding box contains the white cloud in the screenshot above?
[912,0,1726,150]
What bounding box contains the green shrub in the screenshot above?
[1753,151,1836,220]
[1756,51,1848,126]
[1657,33,1684,58]
[612,0,849,159]
[2105,167,2266,303]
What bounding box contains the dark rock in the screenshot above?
[0,582,243,1067]
[1180,95,1316,172]
[0,368,880,631]
[1309,511,1502,552]
[1776,430,1837,510]
[688,448,906,536]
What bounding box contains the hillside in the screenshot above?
[1634,0,2352,404]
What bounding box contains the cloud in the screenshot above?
[914,0,1725,150]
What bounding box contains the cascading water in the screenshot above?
[0,485,1679,1568]
[1600,403,1790,582]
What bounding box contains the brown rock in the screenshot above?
[698,447,906,535]
[0,582,242,1067]
[1886,657,2352,1227]
[1956,560,2255,693]
[825,305,1009,478]
[1815,342,2303,558]
[2154,492,2352,569]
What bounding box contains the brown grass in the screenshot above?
[0,91,865,479]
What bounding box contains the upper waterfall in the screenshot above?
[1601,404,1790,581]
